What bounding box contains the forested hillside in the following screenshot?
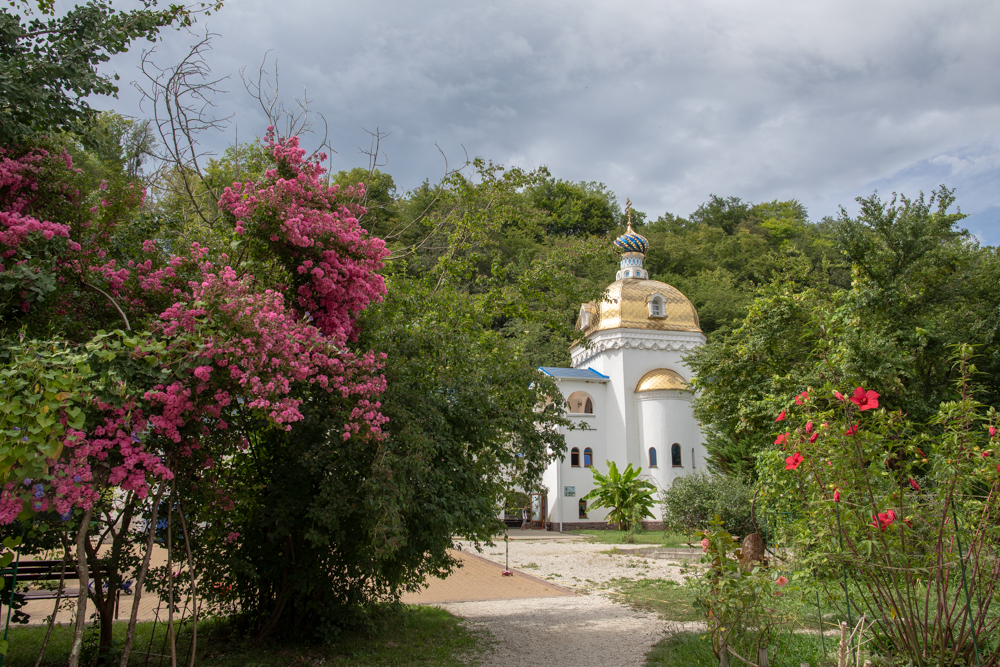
[319,163,999,479]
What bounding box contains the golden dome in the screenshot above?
[636,368,689,392]
[576,279,701,334]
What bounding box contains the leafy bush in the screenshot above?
[761,347,1000,666]
[660,471,754,537]
[691,516,796,665]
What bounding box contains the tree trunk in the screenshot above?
[120,480,169,667]
[68,508,93,667]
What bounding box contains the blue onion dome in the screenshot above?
[614,222,648,255]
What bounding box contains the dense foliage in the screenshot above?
[756,354,1000,665]
[0,0,220,145]
[659,470,754,537]
[687,188,1000,476]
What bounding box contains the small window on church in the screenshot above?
[649,447,658,468]
[571,448,580,467]
[579,499,588,519]
[671,443,682,467]
[624,270,630,278]
[567,391,595,414]
[584,448,593,467]
[648,295,665,318]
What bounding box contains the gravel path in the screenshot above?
[442,538,701,666]
[442,594,664,667]
[455,538,692,592]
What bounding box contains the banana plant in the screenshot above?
[582,460,656,531]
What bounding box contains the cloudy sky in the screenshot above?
[96,0,1000,243]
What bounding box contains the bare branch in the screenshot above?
[135,30,232,228]
[241,53,335,163]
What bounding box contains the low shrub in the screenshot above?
[660,471,754,537]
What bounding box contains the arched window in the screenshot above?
[671,443,682,467]
[567,391,595,414]
[578,499,588,518]
[584,448,593,467]
[649,447,658,467]
[648,294,666,318]
[571,448,580,467]
[624,270,630,278]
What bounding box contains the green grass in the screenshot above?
[3,605,486,667]
[645,631,834,667]
[567,530,693,546]
[606,577,700,622]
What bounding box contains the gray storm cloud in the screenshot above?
[96,0,1000,240]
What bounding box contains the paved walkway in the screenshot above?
[443,594,664,667]
[17,546,193,627]
[400,549,572,604]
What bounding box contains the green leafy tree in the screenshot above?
[582,461,656,531]
[0,1,221,145]
[687,187,999,476]
[526,173,621,237]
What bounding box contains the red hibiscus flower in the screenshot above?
[844,424,859,436]
[785,452,804,470]
[990,426,997,438]
[794,391,809,405]
[809,432,818,443]
[834,391,845,401]
[775,432,788,445]
[983,451,992,458]
[776,576,788,587]
[775,410,786,422]
[850,387,879,411]
[909,479,919,491]
[871,509,896,531]
[834,489,841,503]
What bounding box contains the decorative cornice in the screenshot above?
[571,328,705,367]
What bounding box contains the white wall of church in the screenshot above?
[541,327,709,528]
[636,390,706,520]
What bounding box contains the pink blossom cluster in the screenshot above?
[218,129,389,344]
[0,130,391,526]
[146,254,387,436]
[0,148,75,270]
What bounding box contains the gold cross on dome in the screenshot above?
[625,198,632,229]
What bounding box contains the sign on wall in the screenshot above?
[564,486,576,497]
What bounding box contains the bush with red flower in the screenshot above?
[755,346,1000,666]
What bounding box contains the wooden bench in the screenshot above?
[1,560,132,604]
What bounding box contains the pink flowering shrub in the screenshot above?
[0,129,389,526]
[218,129,388,344]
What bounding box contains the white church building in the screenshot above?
[536,220,708,530]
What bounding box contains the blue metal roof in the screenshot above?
[538,367,609,381]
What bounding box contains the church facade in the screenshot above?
[539,220,708,530]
